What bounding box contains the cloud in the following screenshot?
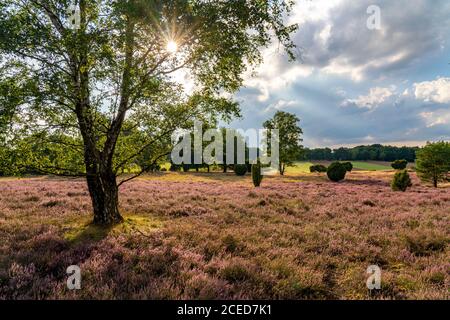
[230,0,450,147]
[344,86,395,109]
[264,99,298,113]
[414,77,450,103]
[420,110,450,127]
[290,0,450,81]
[242,51,314,102]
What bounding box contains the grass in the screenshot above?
[0,171,448,299]
[350,161,392,171]
[63,214,164,245]
[154,161,392,175]
[285,162,315,174]
[287,161,393,173]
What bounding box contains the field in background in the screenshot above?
[286,161,393,173]
[0,171,448,299]
[158,161,397,175]
[342,161,392,171]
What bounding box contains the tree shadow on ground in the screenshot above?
[168,172,250,183]
[63,215,163,246]
[64,221,113,246]
[277,174,329,183]
[342,178,390,187]
[149,171,331,184]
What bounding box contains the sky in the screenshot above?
[227,0,450,148]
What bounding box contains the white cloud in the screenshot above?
[232,1,450,147]
[289,0,450,82]
[289,0,344,25]
[345,86,395,109]
[264,99,298,113]
[322,58,365,82]
[243,53,313,102]
[420,110,450,127]
[414,77,450,103]
[362,135,375,142]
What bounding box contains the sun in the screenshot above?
[166,40,178,53]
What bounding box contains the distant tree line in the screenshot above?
[303,144,419,162]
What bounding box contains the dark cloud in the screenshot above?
[295,0,450,80]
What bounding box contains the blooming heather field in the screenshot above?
[0,171,448,299]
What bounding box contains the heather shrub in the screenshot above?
[184,273,229,300]
[219,261,253,283]
[362,199,376,207]
[42,200,63,207]
[234,164,247,176]
[145,247,180,276]
[427,272,446,285]
[309,164,327,173]
[168,205,208,217]
[273,276,328,299]
[24,196,40,202]
[391,159,408,170]
[405,234,447,256]
[1,176,449,299]
[222,234,240,253]
[326,162,347,182]
[342,162,353,172]
[391,170,412,192]
[203,241,222,261]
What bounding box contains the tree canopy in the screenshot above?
[416,141,450,188]
[304,145,418,162]
[0,0,298,224]
[263,111,303,175]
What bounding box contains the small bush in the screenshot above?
[342,162,353,172]
[251,163,263,187]
[219,262,252,283]
[362,199,376,207]
[391,159,408,170]
[391,170,412,192]
[222,235,239,253]
[309,164,327,173]
[327,162,347,182]
[234,164,248,176]
[42,200,63,207]
[405,234,447,256]
[24,196,40,202]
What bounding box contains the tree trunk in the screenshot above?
[86,166,123,225]
[279,163,285,176]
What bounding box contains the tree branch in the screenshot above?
[117,152,170,187]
